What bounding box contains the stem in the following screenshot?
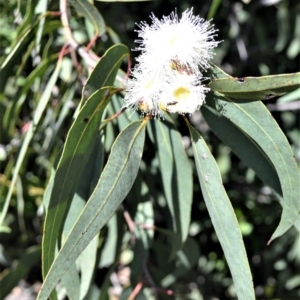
[60,0,99,68]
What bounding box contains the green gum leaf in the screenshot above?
[42,45,128,287]
[42,87,117,283]
[188,123,255,300]
[37,120,147,300]
[151,117,193,257]
[81,44,129,103]
[201,102,282,196]
[208,94,300,242]
[209,73,300,101]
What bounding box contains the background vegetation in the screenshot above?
[0,0,299,299]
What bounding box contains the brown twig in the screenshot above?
[123,210,136,235]
[103,106,127,122]
[128,280,144,300]
[86,33,99,51]
[60,0,99,68]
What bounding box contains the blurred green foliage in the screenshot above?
[0,0,299,299]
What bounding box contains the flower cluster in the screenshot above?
[124,8,220,118]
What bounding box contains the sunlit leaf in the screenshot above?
[209,73,300,100]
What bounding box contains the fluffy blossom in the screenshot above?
[123,68,164,118]
[159,72,210,114]
[123,8,220,117]
[134,8,219,74]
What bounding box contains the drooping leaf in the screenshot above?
[61,263,80,300]
[287,14,300,59]
[61,135,103,300]
[42,44,128,283]
[207,94,300,242]
[151,117,193,257]
[111,93,140,131]
[37,120,147,300]
[209,72,300,101]
[98,213,120,269]
[78,236,98,300]
[34,0,48,56]
[202,102,300,234]
[161,237,200,288]
[277,87,300,103]
[201,102,282,196]
[0,0,42,92]
[42,87,117,281]
[188,123,255,300]
[147,236,199,289]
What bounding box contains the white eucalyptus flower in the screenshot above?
[134,8,220,74]
[123,8,220,118]
[123,68,164,118]
[159,72,210,114]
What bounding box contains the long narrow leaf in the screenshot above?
[152,118,193,257]
[42,87,117,280]
[42,45,127,282]
[188,123,255,300]
[37,120,147,300]
[201,103,282,196]
[82,44,128,101]
[209,73,300,100]
[202,104,300,233]
[209,95,300,242]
